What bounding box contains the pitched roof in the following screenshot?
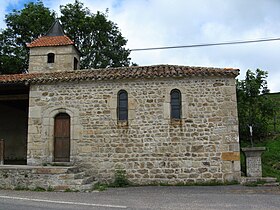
[27,20,74,48]
[45,19,65,36]
[27,35,74,48]
[0,65,239,85]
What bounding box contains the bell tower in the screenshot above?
[27,20,81,73]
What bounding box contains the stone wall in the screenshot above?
[29,45,80,73]
[0,165,93,191]
[27,76,240,184]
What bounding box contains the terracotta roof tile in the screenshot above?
[27,35,74,48]
[0,65,239,85]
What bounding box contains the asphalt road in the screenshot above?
[0,185,279,210]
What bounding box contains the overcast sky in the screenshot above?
[1,0,280,92]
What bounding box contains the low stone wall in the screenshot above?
[0,165,93,191]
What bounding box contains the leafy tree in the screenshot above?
[236,69,274,143]
[0,0,132,74]
[60,0,131,69]
[0,29,26,73]
[0,1,55,74]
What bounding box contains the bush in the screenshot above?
[111,169,130,187]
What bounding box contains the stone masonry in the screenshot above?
[0,20,241,190]
[28,45,80,73]
[242,147,266,177]
[27,74,240,185]
[0,165,95,191]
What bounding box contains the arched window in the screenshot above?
[74,57,78,70]
[170,89,182,119]
[117,90,128,121]
[47,53,55,63]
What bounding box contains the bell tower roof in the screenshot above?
[45,19,65,36]
[27,20,74,48]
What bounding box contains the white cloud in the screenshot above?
[0,0,20,28]
[2,0,280,92]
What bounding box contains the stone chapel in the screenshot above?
[0,20,241,190]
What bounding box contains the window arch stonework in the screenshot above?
[163,87,186,121]
[108,89,136,126]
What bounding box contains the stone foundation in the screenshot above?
[0,165,94,191]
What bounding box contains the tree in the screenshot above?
[236,69,274,143]
[0,1,55,74]
[0,29,26,73]
[0,0,132,74]
[60,0,131,69]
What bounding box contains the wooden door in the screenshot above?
[54,113,70,162]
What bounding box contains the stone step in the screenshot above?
[0,165,96,192]
[66,179,84,185]
[73,171,86,179]
[34,167,73,174]
[66,166,82,174]
[241,176,279,185]
[51,178,97,192]
[262,182,280,187]
[261,177,277,183]
[60,176,96,185]
[82,176,96,185]
[50,162,73,167]
[54,185,72,192]
[77,183,96,192]
[58,174,75,180]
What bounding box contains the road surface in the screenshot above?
[0,185,279,210]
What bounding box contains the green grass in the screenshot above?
[259,138,280,181]
[14,186,29,191]
[93,182,108,191]
[33,186,46,192]
[265,92,280,102]
[64,188,79,192]
[264,92,280,133]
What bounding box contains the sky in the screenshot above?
[1,0,280,92]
